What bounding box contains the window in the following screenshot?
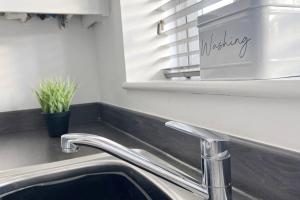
[158,0,235,80]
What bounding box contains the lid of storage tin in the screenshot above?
[198,0,300,27]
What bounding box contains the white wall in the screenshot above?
[95,0,300,153]
[0,16,100,112]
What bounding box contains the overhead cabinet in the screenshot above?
[0,0,109,15]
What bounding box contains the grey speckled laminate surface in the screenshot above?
[0,122,140,171]
[0,121,199,175]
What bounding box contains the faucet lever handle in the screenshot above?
[165,121,229,157]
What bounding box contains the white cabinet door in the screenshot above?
[0,0,109,15]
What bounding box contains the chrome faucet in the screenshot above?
[165,121,232,200]
[61,121,231,200]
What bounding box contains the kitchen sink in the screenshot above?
[2,173,151,200]
[0,150,198,200]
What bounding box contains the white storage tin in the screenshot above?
[198,0,300,80]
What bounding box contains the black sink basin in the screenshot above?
[0,153,199,200]
[3,173,150,200]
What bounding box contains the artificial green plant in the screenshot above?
[35,78,77,113]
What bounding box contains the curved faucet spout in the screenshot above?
[61,133,209,199]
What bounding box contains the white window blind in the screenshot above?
[158,0,235,80]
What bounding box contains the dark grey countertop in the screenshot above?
[0,121,253,200]
[0,122,146,171]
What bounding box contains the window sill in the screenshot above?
[122,80,300,98]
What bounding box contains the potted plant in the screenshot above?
[35,78,77,137]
